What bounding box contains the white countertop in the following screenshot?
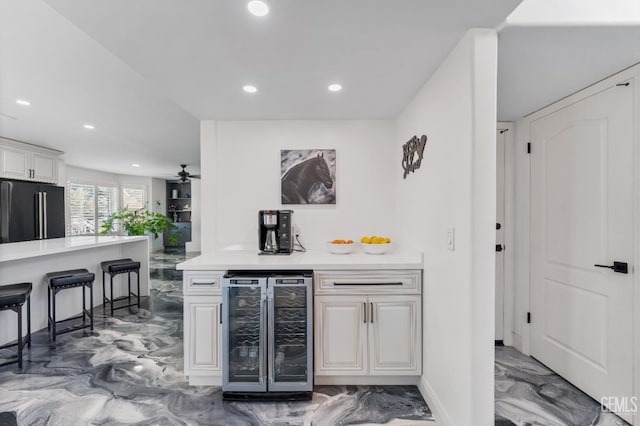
[0,236,148,263]
[177,245,423,271]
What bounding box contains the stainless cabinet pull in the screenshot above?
[370,302,374,323]
[192,281,216,286]
[334,282,403,286]
[363,302,367,323]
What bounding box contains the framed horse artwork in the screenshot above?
[281,149,336,204]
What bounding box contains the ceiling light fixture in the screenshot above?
[243,85,258,93]
[16,99,31,106]
[83,124,95,130]
[328,83,342,92]
[247,0,269,17]
[131,163,141,168]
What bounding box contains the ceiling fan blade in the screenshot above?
[189,174,201,179]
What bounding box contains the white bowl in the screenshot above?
[326,242,356,254]
[361,242,392,254]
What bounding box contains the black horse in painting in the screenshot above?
[281,153,334,204]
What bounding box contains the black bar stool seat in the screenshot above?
[46,269,95,341]
[0,283,32,369]
[101,258,141,315]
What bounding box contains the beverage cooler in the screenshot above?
[222,272,313,400]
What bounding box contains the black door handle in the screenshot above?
[496,244,504,252]
[594,262,628,274]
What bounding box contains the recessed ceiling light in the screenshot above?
[131,163,141,168]
[83,124,95,130]
[243,85,258,93]
[247,0,269,17]
[328,84,342,92]
[16,99,31,106]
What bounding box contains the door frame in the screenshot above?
[497,122,515,346]
[514,63,640,424]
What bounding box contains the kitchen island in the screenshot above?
[177,245,423,387]
[0,236,149,345]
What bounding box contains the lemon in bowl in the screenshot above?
[360,236,392,254]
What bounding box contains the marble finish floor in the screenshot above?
[0,250,434,425]
[495,346,629,426]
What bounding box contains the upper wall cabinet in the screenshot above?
[0,138,61,184]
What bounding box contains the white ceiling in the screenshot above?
[3,1,640,180]
[498,25,640,121]
[0,0,519,179]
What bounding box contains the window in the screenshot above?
[122,187,146,211]
[67,182,118,236]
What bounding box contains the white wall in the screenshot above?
[394,29,497,425]
[200,120,396,251]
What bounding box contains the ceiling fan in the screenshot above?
[176,164,200,182]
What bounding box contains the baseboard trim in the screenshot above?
[314,376,420,386]
[418,376,453,426]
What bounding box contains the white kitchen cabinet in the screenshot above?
[369,296,421,374]
[0,138,60,184]
[184,297,222,378]
[314,270,422,379]
[182,271,224,385]
[315,296,368,375]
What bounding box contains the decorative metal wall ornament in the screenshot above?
[402,135,427,179]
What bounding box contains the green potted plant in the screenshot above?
[100,205,179,245]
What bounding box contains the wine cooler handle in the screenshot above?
[259,297,265,385]
[268,296,274,386]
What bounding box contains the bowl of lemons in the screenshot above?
[360,235,392,254]
[327,239,356,254]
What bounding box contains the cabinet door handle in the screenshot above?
[220,303,222,324]
[363,302,367,323]
[370,302,374,323]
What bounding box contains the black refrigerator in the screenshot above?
[0,180,65,243]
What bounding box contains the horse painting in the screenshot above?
[281,150,336,204]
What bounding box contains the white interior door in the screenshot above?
[495,129,506,341]
[530,82,634,422]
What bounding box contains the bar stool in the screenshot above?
[101,259,141,316]
[46,269,95,342]
[0,283,32,369]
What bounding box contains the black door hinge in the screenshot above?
[527,312,531,323]
[527,142,531,154]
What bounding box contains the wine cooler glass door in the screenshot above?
[223,279,267,392]
[267,277,313,392]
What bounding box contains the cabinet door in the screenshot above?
[184,298,221,376]
[32,153,57,183]
[0,147,30,180]
[314,295,368,375]
[369,296,421,375]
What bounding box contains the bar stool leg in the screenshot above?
[52,289,57,342]
[102,271,106,309]
[27,296,31,348]
[82,285,86,325]
[137,270,141,308]
[127,272,132,308]
[110,274,115,316]
[17,306,23,369]
[90,283,94,331]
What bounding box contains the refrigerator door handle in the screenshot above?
[43,191,48,239]
[268,294,275,386]
[258,297,266,385]
[37,192,43,239]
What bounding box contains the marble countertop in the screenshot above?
[0,235,148,263]
[177,244,423,271]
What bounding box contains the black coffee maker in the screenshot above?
[258,210,293,254]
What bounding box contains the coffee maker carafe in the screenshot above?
[258,210,293,254]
